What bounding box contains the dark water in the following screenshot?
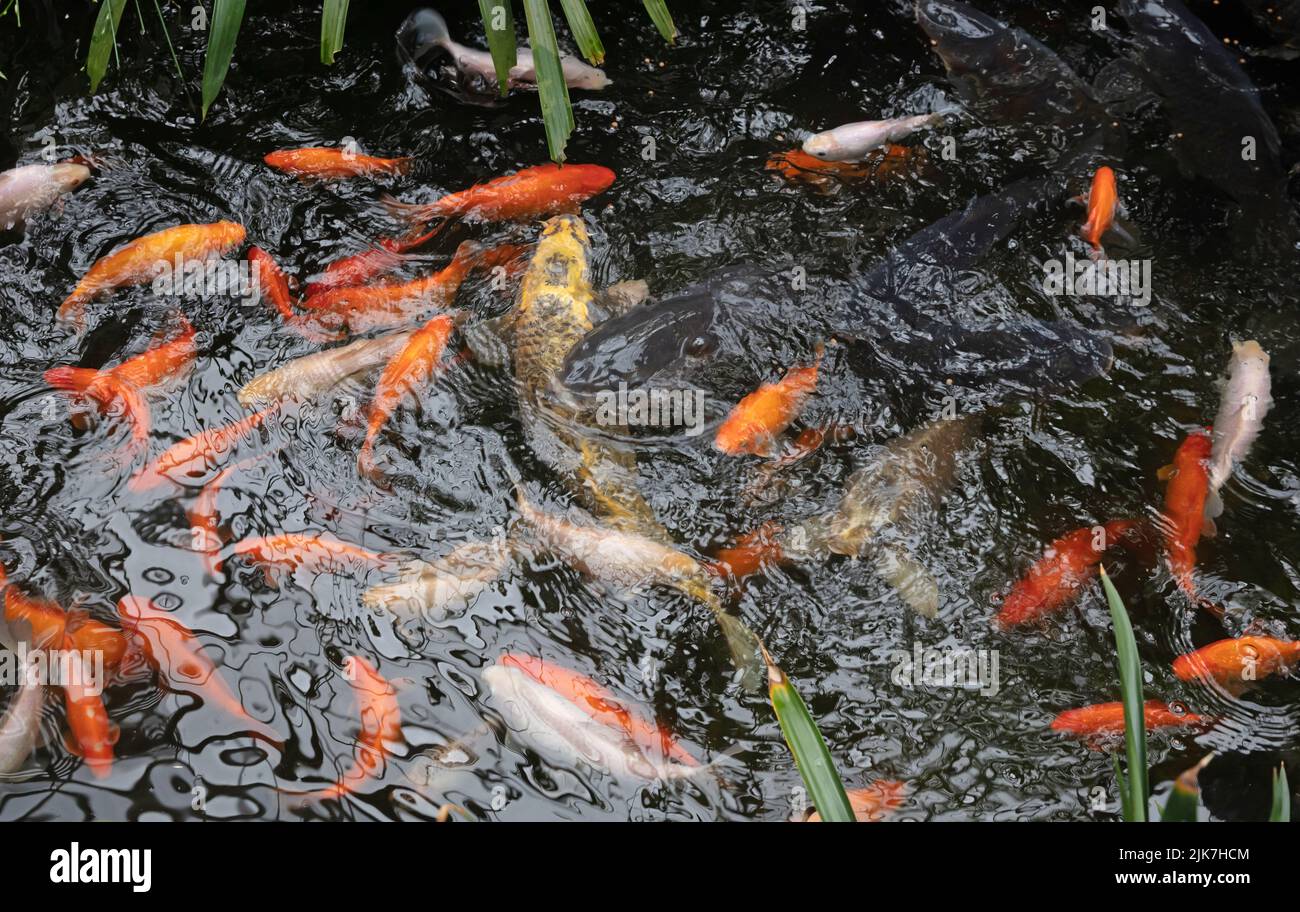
[0,0,1298,821]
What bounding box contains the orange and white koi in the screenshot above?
[58,221,246,328]
[128,405,277,492]
[306,656,403,800]
[231,534,391,576]
[62,678,115,779]
[264,148,411,180]
[995,520,1139,628]
[358,313,456,477]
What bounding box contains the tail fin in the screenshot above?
[382,194,444,228]
[43,366,100,397]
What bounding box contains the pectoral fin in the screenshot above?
[874,545,940,619]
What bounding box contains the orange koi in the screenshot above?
[500,653,700,768]
[311,656,402,800]
[302,228,439,297]
[1080,165,1118,255]
[1051,700,1206,744]
[44,317,196,449]
[995,520,1139,628]
[383,163,615,227]
[58,221,246,329]
[188,457,262,575]
[4,588,67,648]
[715,346,822,456]
[1159,429,1213,603]
[247,246,296,320]
[709,521,787,582]
[358,313,456,477]
[806,780,907,822]
[765,146,922,191]
[128,405,277,492]
[116,596,264,727]
[231,534,391,575]
[62,677,115,779]
[264,148,412,179]
[1172,636,1300,691]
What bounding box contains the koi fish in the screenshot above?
[1051,700,1206,743]
[995,520,1139,628]
[264,148,412,179]
[0,674,45,776]
[44,317,196,449]
[237,332,413,408]
[247,247,296,320]
[1206,341,1272,520]
[358,313,456,477]
[303,227,440,297]
[64,611,127,671]
[362,538,512,621]
[128,405,277,492]
[58,221,246,329]
[231,534,391,576]
[710,521,786,582]
[806,780,907,822]
[0,161,91,231]
[1172,636,1300,691]
[307,656,402,801]
[382,163,615,228]
[802,114,944,161]
[1080,166,1118,255]
[483,659,709,782]
[1158,429,1213,602]
[188,457,262,575]
[399,9,611,93]
[4,588,68,649]
[714,345,822,456]
[116,596,266,727]
[765,146,922,191]
[501,653,700,767]
[62,679,114,779]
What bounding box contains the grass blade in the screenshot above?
[200,0,246,120]
[477,0,517,97]
[1160,755,1210,822]
[641,0,677,43]
[1111,755,1133,820]
[1271,764,1290,821]
[320,0,350,65]
[522,0,573,163]
[762,647,854,822]
[1100,565,1148,821]
[87,0,129,93]
[558,0,604,65]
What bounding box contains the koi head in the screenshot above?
[915,0,1012,75]
[213,220,248,250]
[566,164,616,196]
[50,162,92,194]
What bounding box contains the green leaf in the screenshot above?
[1271,764,1290,822]
[557,0,604,65]
[1112,755,1133,820]
[320,0,349,65]
[1160,755,1209,822]
[477,0,517,97]
[522,0,573,163]
[641,0,677,43]
[1100,565,1148,821]
[763,647,854,823]
[87,0,129,94]
[200,0,246,120]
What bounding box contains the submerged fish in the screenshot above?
[0,161,91,231]
[802,114,943,162]
[358,313,457,477]
[264,148,412,179]
[1206,341,1271,520]
[308,656,402,800]
[482,659,707,783]
[766,146,925,191]
[0,677,45,776]
[1051,700,1206,744]
[362,538,511,621]
[58,221,246,329]
[399,8,611,94]
[129,406,278,492]
[1159,429,1213,602]
[383,163,615,228]
[44,317,197,451]
[1172,636,1300,692]
[806,780,907,822]
[238,332,413,408]
[247,247,296,320]
[232,534,391,577]
[304,228,441,297]
[1080,165,1119,255]
[714,346,822,457]
[995,520,1139,629]
[62,679,114,779]
[780,414,977,618]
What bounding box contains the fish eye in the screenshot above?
[684,334,716,358]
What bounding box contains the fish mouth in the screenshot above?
[914,0,997,42]
[396,8,449,68]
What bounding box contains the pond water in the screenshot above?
[0,0,1298,821]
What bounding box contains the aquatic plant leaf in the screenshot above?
[321,0,350,65]
[558,0,604,65]
[522,0,573,163]
[763,647,854,822]
[1100,565,1148,821]
[1271,764,1290,822]
[477,0,517,97]
[641,0,677,43]
[87,0,129,93]
[1160,755,1209,822]
[200,0,246,120]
